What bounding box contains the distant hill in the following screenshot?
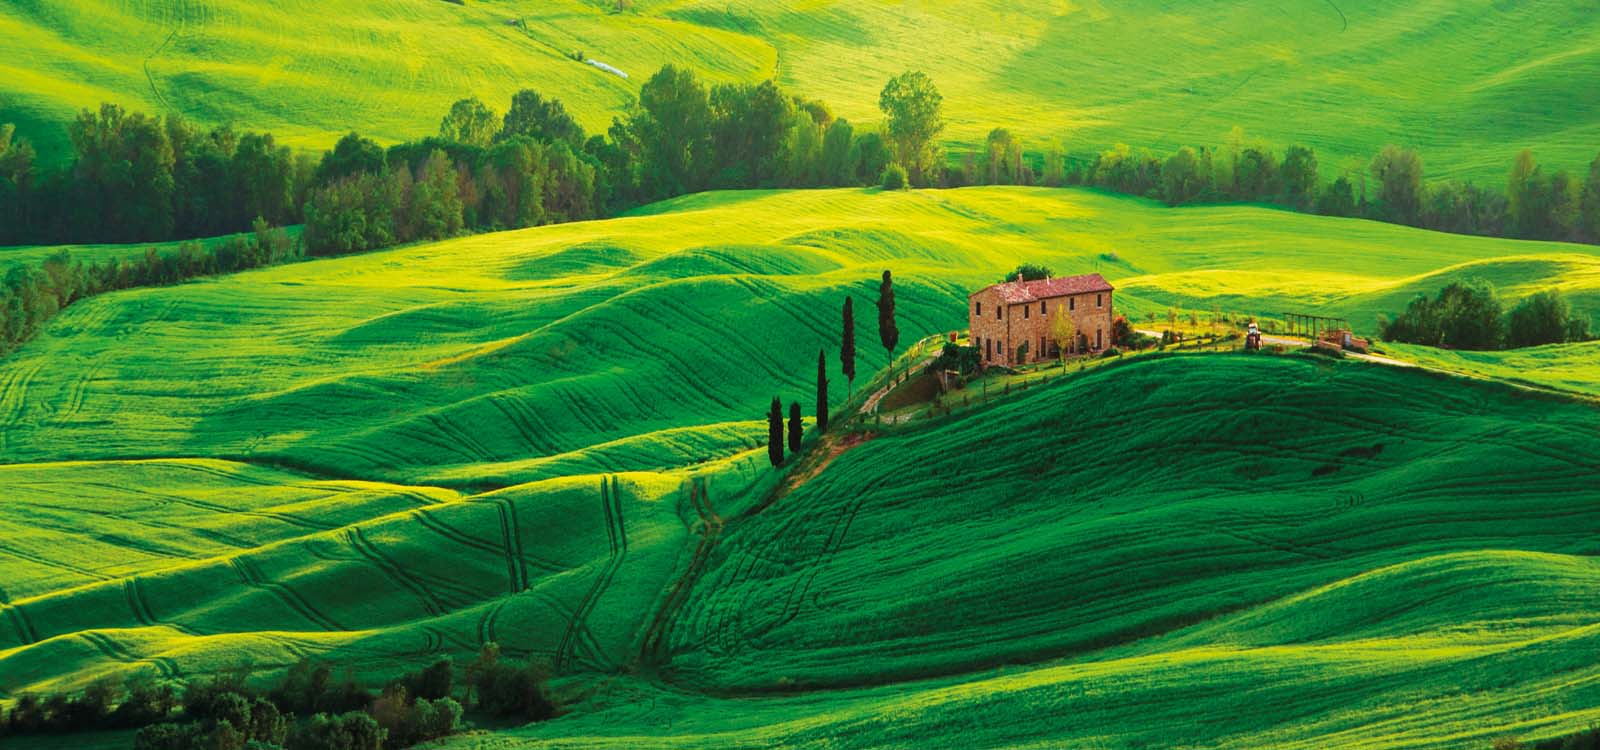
[4,0,1599,180]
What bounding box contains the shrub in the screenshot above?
[114,676,180,727]
[134,722,205,750]
[270,659,371,716]
[1381,279,1503,350]
[1101,347,1122,358]
[287,711,384,750]
[1507,289,1581,348]
[880,163,908,190]
[999,263,1052,283]
[413,698,463,743]
[928,343,980,376]
[395,658,453,702]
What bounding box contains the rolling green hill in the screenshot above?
[3,186,1600,748]
[5,0,1599,179]
[4,187,1597,485]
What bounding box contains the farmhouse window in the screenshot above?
[1040,301,1047,314]
[975,301,982,316]
[1096,294,1103,308]
[1069,297,1076,311]
[1024,306,1030,320]
[997,307,1002,320]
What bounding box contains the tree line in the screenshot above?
[5,68,1598,252]
[0,643,553,750]
[0,114,308,245]
[1,221,298,358]
[942,125,1600,245]
[0,66,937,253]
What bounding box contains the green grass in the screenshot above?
[6,1,1599,180]
[1379,340,1600,398]
[3,187,1600,747]
[461,355,1600,750]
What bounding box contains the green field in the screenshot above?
[5,0,1599,179]
[2,186,1600,747]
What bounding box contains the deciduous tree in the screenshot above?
[1582,152,1600,242]
[1161,146,1204,206]
[440,97,499,147]
[1051,304,1077,370]
[1507,290,1573,348]
[878,71,943,186]
[1280,145,1318,209]
[500,90,585,147]
[1370,145,1423,225]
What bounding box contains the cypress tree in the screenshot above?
[767,397,784,467]
[816,348,830,433]
[877,269,899,379]
[788,401,803,453]
[841,296,856,395]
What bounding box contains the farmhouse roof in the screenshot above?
[973,273,1114,303]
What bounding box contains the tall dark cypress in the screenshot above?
[788,401,803,454]
[841,296,856,395]
[877,269,899,379]
[816,348,830,433]
[767,396,784,467]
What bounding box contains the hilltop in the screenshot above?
[5,0,1599,179]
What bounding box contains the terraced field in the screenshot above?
[6,0,1599,179]
[3,187,1600,748]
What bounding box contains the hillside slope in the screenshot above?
[472,355,1600,750]
[5,0,1599,178]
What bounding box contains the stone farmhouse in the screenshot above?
[968,274,1114,366]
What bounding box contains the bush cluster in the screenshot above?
[3,644,551,750]
[1380,280,1590,350]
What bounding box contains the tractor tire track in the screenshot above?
[125,579,156,627]
[411,507,510,560]
[3,603,38,646]
[640,477,720,666]
[79,630,178,680]
[231,558,346,632]
[493,499,528,593]
[345,528,448,617]
[556,476,628,673]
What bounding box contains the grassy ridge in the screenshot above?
[6,1,1599,180]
